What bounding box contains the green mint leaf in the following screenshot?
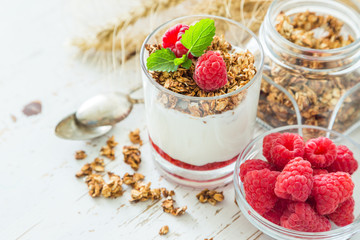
[174,54,187,66]
[181,19,215,57]
[146,48,178,72]
[182,58,192,69]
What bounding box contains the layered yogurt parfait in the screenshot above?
[140,15,264,187]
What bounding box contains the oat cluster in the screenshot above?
[258,11,360,133]
[122,172,145,186]
[85,174,105,197]
[162,196,187,216]
[100,136,118,160]
[122,146,141,171]
[75,158,105,177]
[276,11,354,50]
[75,163,93,178]
[146,36,257,117]
[159,225,169,235]
[129,128,143,145]
[196,189,224,206]
[101,172,124,198]
[75,150,87,160]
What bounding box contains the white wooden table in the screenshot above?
[1,0,360,239]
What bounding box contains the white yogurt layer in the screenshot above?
[146,79,260,166]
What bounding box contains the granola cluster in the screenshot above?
[100,136,118,160]
[122,146,141,171]
[75,150,87,160]
[85,174,105,197]
[129,128,143,145]
[146,36,257,117]
[258,11,360,133]
[75,158,105,177]
[196,189,224,206]
[159,225,169,236]
[122,172,145,186]
[101,172,124,198]
[276,11,354,50]
[162,196,187,216]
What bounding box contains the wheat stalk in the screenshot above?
[72,0,185,53]
[72,0,272,68]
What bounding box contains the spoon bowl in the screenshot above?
[55,113,112,140]
[76,92,133,127]
[55,90,142,140]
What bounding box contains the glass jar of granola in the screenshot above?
[258,0,360,134]
[140,15,264,187]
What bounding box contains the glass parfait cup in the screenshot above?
[140,15,264,187]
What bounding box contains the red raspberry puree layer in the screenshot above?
[149,137,238,171]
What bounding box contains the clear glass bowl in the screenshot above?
[140,15,264,188]
[234,125,360,240]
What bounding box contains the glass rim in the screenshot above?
[234,125,360,237]
[266,0,360,56]
[139,14,264,101]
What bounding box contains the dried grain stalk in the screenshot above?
[71,0,272,67]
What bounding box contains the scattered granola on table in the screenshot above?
[123,146,141,170]
[90,158,105,172]
[130,182,157,202]
[102,172,123,198]
[75,150,87,160]
[129,128,143,145]
[162,196,187,216]
[122,172,145,186]
[100,145,116,160]
[161,188,175,198]
[196,189,224,205]
[75,163,92,178]
[100,136,118,160]
[159,225,169,236]
[258,10,360,133]
[85,174,105,198]
[106,136,118,148]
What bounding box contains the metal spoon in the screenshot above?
[55,91,143,140]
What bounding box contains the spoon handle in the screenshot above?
[129,85,144,104]
[129,98,144,104]
[130,85,143,94]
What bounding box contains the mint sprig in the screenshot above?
[181,19,216,57]
[146,48,178,72]
[146,18,216,72]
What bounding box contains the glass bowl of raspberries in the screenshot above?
[234,125,360,240]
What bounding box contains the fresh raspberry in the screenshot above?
[280,202,331,232]
[270,133,305,169]
[275,157,313,202]
[327,145,358,175]
[239,159,275,182]
[243,169,280,215]
[262,199,288,225]
[262,133,282,163]
[328,197,355,227]
[304,137,337,168]
[193,51,227,91]
[162,24,192,58]
[312,172,354,215]
[313,169,328,175]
